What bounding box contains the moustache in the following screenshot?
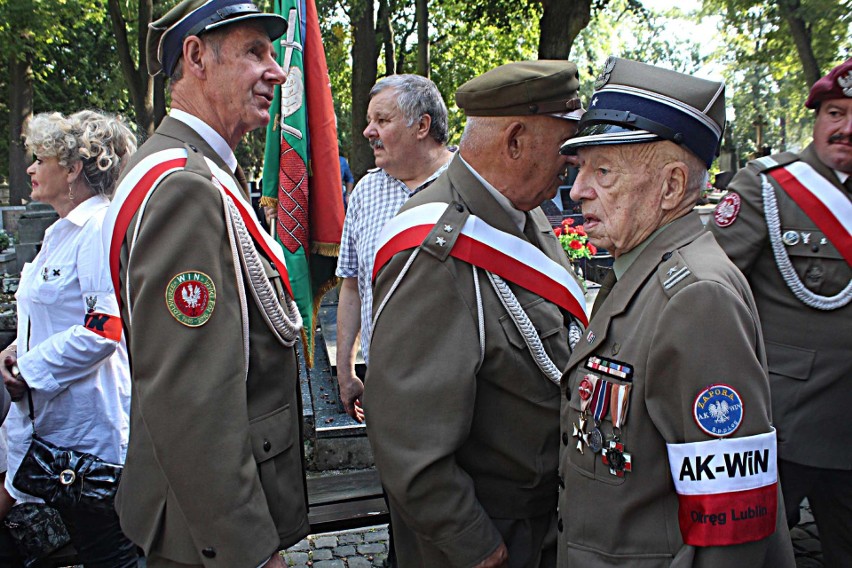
[828,133,852,144]
[370,139,384,150]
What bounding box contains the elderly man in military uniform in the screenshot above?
[709,58,852,566]
[364,60,587,568]
[556,57,794,567]
[103,1,308,566]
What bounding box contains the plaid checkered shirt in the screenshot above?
[336,162,450,363]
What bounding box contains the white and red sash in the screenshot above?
[103,148,293,302]
[373,203,589,326]
[666,430,778,547]
[768,162,852,265]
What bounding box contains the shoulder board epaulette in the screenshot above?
[420,201,470,262]
[657,250,698,298]
[748,152,799,174]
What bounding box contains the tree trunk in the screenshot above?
[350,0,378,180]
[416,0,429,77]
[777,0,821,87]
[108,0,156,136]
[538,0,593,60]
[376,0,395,76]
[8,51,33,206]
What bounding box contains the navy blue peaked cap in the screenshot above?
[561,57,726,168]
[148,0,288,77]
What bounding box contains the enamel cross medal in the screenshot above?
[601,382,632,476]
[573,374,599,454]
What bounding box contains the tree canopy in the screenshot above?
[1,0,850,189]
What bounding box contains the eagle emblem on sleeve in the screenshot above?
[166,271,216,327]
[693,384,744,438]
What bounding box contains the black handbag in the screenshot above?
[3,502,71,568]
[12,389,123,514]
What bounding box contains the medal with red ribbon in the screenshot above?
[602,382,633,477]
[586,378,611,454]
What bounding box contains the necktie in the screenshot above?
[590,269,617,319]
[843,177,852,194]
[234,165,249,194]
[523,213,539,248]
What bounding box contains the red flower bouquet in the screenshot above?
[554,218,597,261]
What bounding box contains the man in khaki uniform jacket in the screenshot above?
[709,59,852,566]
[364,61,588,568]
[104,2,308,566]
[557,57,794,567]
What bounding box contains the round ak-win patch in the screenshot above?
[693,384,744,438]
[713,193,741,227]
[166,271,216,327]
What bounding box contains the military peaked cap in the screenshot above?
[148,0,288,78]
[560,56,726,168]
[456,60,584,120]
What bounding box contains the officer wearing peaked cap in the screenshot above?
[364,60,586,568]
[105,1,308,567]
[557,57,794,567]
[709,58,852,567]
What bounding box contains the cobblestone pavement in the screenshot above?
[279,499,824,568]
[282,525,390,568]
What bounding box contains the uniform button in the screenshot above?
[662,251,672,261]
[561,432,569,446]
[558,518,564,532]
[189,144,198,153]
[565,388,571,401]
[263,439,272,452]
[812,244,820,252]
[202,547,216,558]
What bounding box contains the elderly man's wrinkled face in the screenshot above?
[569,144,666,257]
[813,98,852,173]
[363,88,421,176]
[504,117,578,211]
[202,23,286,144]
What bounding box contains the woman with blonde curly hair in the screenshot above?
[0,110,139,567]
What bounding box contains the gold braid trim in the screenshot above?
[259,196,278,208]
[312,241,340,257]
[301,328,314,368]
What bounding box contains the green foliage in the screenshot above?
[702,0,852,163]
[430,0,541,144]
[0,0,139,179]
[571,0,705,102]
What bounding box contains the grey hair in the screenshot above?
[25,111,138,198]
[370,74,449,145]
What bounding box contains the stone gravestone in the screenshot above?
[15,202,58,273]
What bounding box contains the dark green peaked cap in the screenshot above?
[456,60,584,120]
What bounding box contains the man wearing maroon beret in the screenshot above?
[709,59,852,566]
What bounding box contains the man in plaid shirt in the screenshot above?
[336,74,454,422]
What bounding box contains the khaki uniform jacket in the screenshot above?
[112,118,309,567]
[364,156,577,567]
[708,144,852,470]
[558,213,794,568]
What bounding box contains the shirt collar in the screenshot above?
[834,169,849,184]
[62,194,111,228]
[170,109,238,172]
[382,158,452,196]
[458,155,526,232]
[613,221,673,280]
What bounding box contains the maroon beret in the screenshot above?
[805,58,852,109]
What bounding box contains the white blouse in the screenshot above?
[5,195,131,503]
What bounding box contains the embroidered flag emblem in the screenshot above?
[166,271,216,327]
